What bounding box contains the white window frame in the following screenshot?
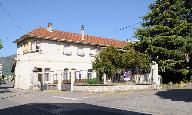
[89,47,96,57]
[77,46,85,57]
[31,41,41,53]
[87,71,93,79]
[63,70,68,80]
[63,44,72,56]
[44,73,50,83]
[75,71,82,80]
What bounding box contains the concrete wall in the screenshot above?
[74,84,155,93]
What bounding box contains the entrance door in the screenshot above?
[38,73,43,91]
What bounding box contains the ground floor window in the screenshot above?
[44,73,50,81]
[75,71,82,80]
[63,70,68,80]
[38,74,42,82]
[87,69,93,80]
[79,71,82,80]
[53,73,58,80]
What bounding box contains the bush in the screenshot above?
[87,78,99,84]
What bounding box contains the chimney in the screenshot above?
[81,25,85,41]
[126,39,131,42]
[47,23,53,32]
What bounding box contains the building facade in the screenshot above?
[0,63,2,77]
[14,24,127,90]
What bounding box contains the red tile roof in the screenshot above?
[15,27,127,47]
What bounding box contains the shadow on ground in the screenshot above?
[0,86,14,93]
[156,89,192,102]
[0,103,151,115]
[0,81,14,93]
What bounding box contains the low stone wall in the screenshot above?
[74,84,155,92]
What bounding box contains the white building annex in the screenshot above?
[14,24,127,90]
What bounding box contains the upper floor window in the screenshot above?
[63,44,72,56]
[77,46,85,57]
[89,47,96,57]
[96,46,101,53]
[31,41,41,53]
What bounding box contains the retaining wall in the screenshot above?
[74,84,155,92]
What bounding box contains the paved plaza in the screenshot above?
[0,83,192,115]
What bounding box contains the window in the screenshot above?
[75,72,77,80]
[75,71,82,80]
[77,46,85,57]
[38,74,42,82]
[63,70,68,80]
[89,47,96,57]
[44,73,50,81]
[69,72,71,80]
[36,42,41,52]
[79,72,82,80]
[31,41,41,53]
[87,69,93,79]
[96,46,101,53]
[54,73,58,80]
[63,44,72,56]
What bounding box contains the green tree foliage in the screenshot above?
[93,46,122,81]
[122,43,150,70]
[0,39,2,49]
[135,0,192,83]
[92,46,149,82]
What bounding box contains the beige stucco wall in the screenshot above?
[15,39,99,90]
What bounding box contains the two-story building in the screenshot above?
[14,23,127,90]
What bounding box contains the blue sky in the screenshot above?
[0,0,154,57]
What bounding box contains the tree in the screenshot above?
[92,45,150,83]
[123,43,150,71]
[135,0,192,83]
[0,39,2,49]
[93,46,122,82]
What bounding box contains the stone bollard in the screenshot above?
[170,82,173,89]
[181,81,183,87]
[103,74,107,84]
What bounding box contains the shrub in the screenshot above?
[87,78,99,84]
